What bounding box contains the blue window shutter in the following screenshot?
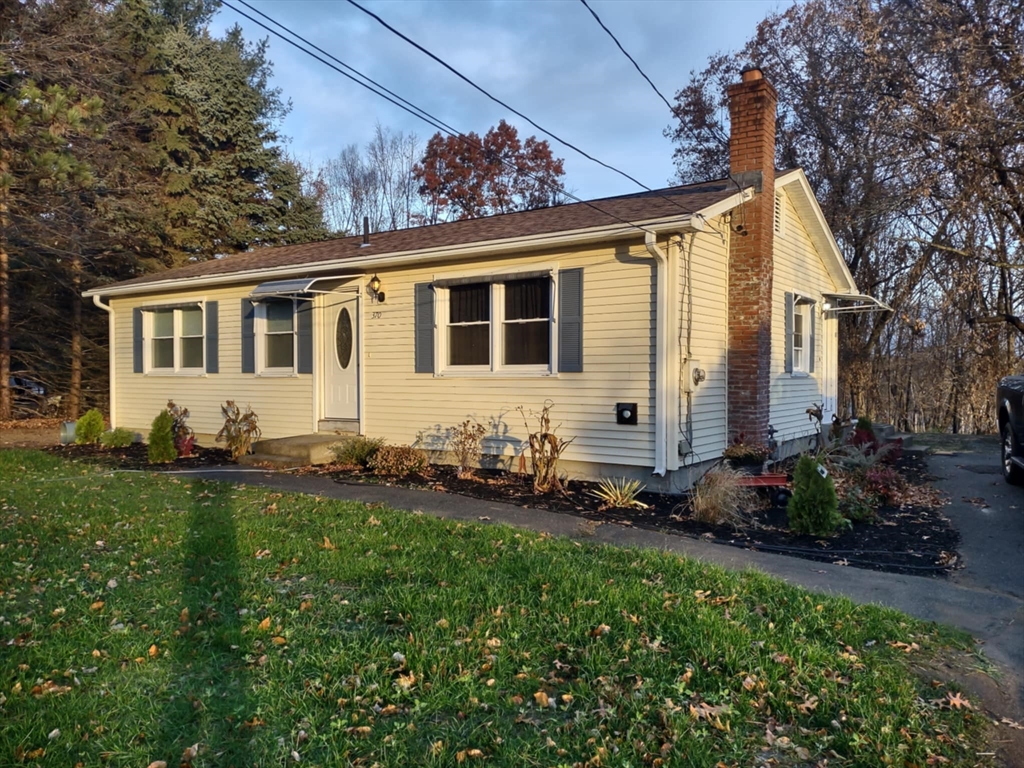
[558,268,583,373]
[297,300,313,374]
[808,302,816,373]
[414,283,435,374]
[132,308,143,373]
[205,301,219,374]
[784,292,794,373]
[241,299,255,374]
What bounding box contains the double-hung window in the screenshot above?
[444,276,553,374]
[260,298,297,373]
[792,304,807,372]
[147,305,204,373]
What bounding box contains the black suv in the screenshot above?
[998,375,1024,485]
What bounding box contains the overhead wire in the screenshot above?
[341,0,708,218]
[221,0,666,237]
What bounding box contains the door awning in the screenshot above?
[822,293,892,314]
[250,275,361,299]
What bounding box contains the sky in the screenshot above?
[211,0,783,200]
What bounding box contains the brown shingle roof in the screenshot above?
[102,179,737,291]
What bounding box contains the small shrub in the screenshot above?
[369,444,428,477]
[147,410,177,463]
[687,465,756,526]
[331,436,385,468]
[788,455,842,536]
[863,465,906,506]
[722,434,771,466]
[855,416,874,433]
[216,401,262,460]
[100,427,135,449]
[167,400,195,457]
[589,477,649,510]
[449,420,487,479]
[518,402,575,493]
[839,483,878,523]
[74,409,105,445]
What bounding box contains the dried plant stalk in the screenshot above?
[518,401,575,494]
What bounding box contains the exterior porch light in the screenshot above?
[369,274,385,303]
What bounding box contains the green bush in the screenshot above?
[855,416,874,434]
[100,427,135,449]
[74,409,105,445]
[368,444,428,477]
[331,436,385,468]
[839,483,878,523]
[147,410,177,464]
[787,455,842,536]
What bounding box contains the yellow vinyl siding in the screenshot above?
[362,241,657,467]
[679,224,730,461]
[770,190,840,445]
[111,285,314,440]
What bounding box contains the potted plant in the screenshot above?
[722,436,771,475]
[167,400,195,458]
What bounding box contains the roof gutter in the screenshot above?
[91,295,116,428]
[84,213,704,300]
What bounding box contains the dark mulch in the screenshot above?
[46,441,232,470]
[321,452,961,577]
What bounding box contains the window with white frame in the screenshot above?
[260,298,296,372]
[147,305,204,373]
[444,277,552,372]
[792,302,807,372]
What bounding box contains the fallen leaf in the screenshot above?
[47,728,61,740]
[258,617,271,632]
[366,516,381,526]
[179,608,189,623]
[797,695,819,714]
[590,624,611,637]
[148,644,159,658]
[534,691,550,708]
[742,675,756,691]
[321,536,336,551]
[395,671,416,691]
[299,600,312,612]
[181,743,199,764]
[271,636,287,646]
[90,601,105,611]
[946,691,972,710]
[145,762,167,768]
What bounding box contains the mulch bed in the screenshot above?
[317,452,961,577]
[40,440,960,576]
[46,441,232,470]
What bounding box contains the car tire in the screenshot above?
[1002,421,1024,486]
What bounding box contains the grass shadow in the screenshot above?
[156,481,253,766]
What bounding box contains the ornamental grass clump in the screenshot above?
[147,409,177,464]
[74,408,105,445]
[788,454,842,535]
[687,465,756,526]
[216,401,262,460]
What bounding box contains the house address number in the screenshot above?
[371,311,383,319]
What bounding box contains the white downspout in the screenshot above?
[644,231,671,477]
[91,294,116,428]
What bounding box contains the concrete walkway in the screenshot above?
[185,463,1024,691]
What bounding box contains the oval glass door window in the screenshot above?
[335,307,353,369]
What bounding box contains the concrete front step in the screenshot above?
[244,433,344,466]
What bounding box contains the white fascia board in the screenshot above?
[775,169,857,293]
[84,212,706,299]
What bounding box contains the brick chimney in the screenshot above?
[726,66,777,445]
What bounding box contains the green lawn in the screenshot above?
[0,450,988,767]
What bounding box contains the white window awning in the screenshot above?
[249,275,361,299]
[822,292,892,314]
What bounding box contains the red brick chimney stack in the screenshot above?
[726,66,777,446]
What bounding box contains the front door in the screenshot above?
[323,293,359,420]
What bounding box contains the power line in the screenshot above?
[578,0,676,114]
[220,0,665,236]
[342,0,697,216]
